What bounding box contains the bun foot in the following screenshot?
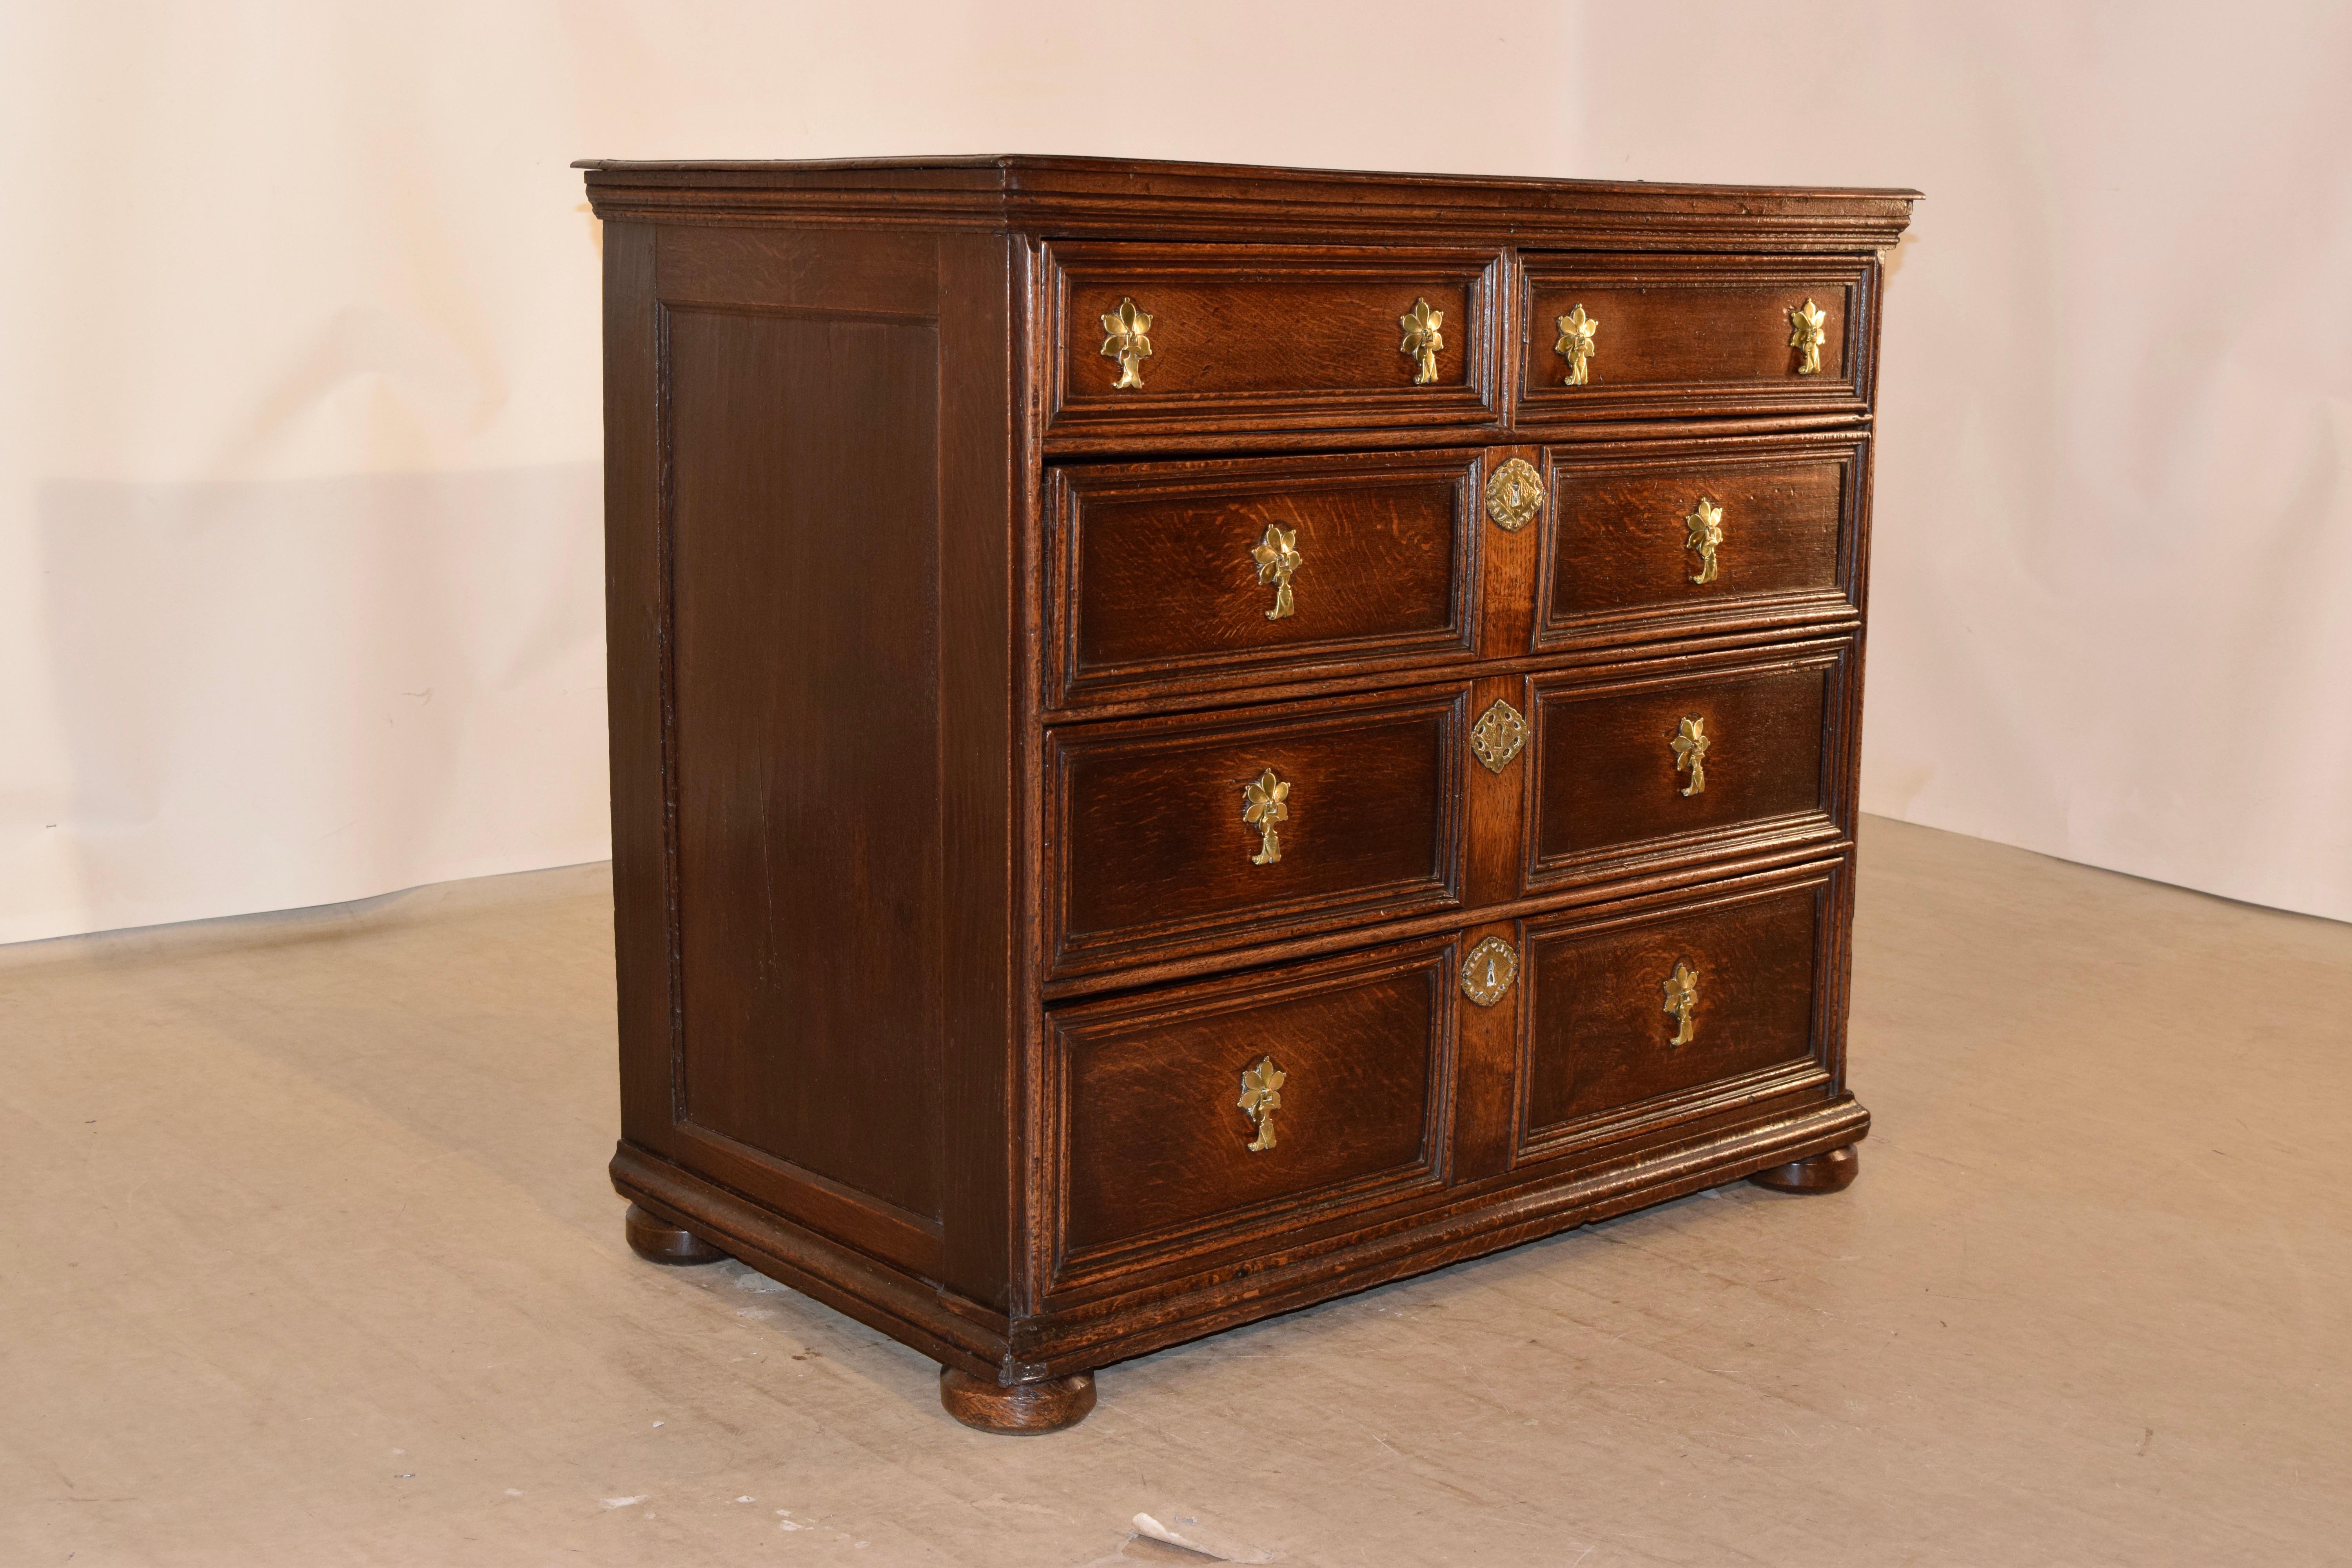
[1749,1143,1860,1194]
[940,1367,1096,1434]
[624,1203,728,1265]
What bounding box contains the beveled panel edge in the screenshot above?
[662,1120,947,1278]
[1045,449,1483,710]
[1040,934,1459,1297]
[1042,685,1470,981]
[1002,1091,1870,1372]
[1509,859,1843,1164]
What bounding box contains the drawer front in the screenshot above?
[1527,646,1846,884]
[1048,450,1480,707]
[1539,433,1864,648]
[1047,689,1465,977]
[1519,875,1832,1156]
[1518,255,1875,422]
[1049,244,1501,437]
[1049,937,1452,1288]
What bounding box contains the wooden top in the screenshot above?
[576,154,1918,250]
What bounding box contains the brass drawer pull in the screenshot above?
[1237,1056,1286,1152]
[1242,768,1290,865]
[1685,497,1724,584]
[1399,298,1445,384]
[1485,457,1543,532]
[1788,298,1828,376]
[1100,297,1153,388]
[1460,936,1519,1007]
[1555,304,1598,385]
[1471,699,1528,773]
[1672,715,1709,796]
[1250,523,1302,621]
[1662,961,1699,1045]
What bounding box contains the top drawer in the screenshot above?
[1047,243,1503,442]
[1518,254,1878,424]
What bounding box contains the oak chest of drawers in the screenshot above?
[580,155,1915,1433]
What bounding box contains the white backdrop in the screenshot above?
[2,1,2347,943]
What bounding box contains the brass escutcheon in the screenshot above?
[1460,936,1519,1007]
[1100,297,1152,389]
[1485,457,1544,532]
[1237,1056,1286,1152]
[1471,699,1529,774]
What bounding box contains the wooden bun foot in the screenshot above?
[939,1367,1097,1434]
[624,1203,728,1265]
[1749,1143,1860,1194]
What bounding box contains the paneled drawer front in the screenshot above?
[1047,689,1465,977]
[1048,450,1480,707]
[1539,432,1864,649]
[1049,936,1452,1289]
[1519,872,1832,1159]
[1048,244,1501,437]
[1518,255,1875,423]
[1527,645,1847,886]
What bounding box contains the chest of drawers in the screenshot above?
[581,156,1915,1433]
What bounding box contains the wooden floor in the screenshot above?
[4,817,2347,1566]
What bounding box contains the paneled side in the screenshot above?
[666,304,947,1232]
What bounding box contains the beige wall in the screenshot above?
[2,0,2346,942]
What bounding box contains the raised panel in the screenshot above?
[1519,874,1831,1158]
[1047,688,1466,977]
[1526,644,1847,888]
[1047,243,1501,439]
[667,306,946,1227]
[1518,254,1875,424]
[1048,937,1453,1289]
[1539,431,1863,650]
[1048,449,1479,707]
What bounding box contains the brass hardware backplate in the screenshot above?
[1460,936,1519,1007]
[1250,523,1302,621]
[1662,961,1699,1045]
[1242,768,1290,865]
[1671,715,1710,796]
[1471,700,1529,774]
[1399,298,1445,385]
[1788,298,1828,376]
[1484,457,1544,532]
[1555,304,1598,386]
[1685,497,1724,585]
[1237,1055,1286,1152]
[1100,297,1153,389]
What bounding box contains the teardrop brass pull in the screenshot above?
[1555,304,1598,386]
[1671,715,1709,796]
[1788,298,1828,376]
[1662,961,1699,1045]
[1100,297,1152,389]
[1685,497,1724,584]
[1399,298,1445,384]
[1237,1056,1286,1152]
[1242,768,1290,865]
[1250,523,1301,621]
